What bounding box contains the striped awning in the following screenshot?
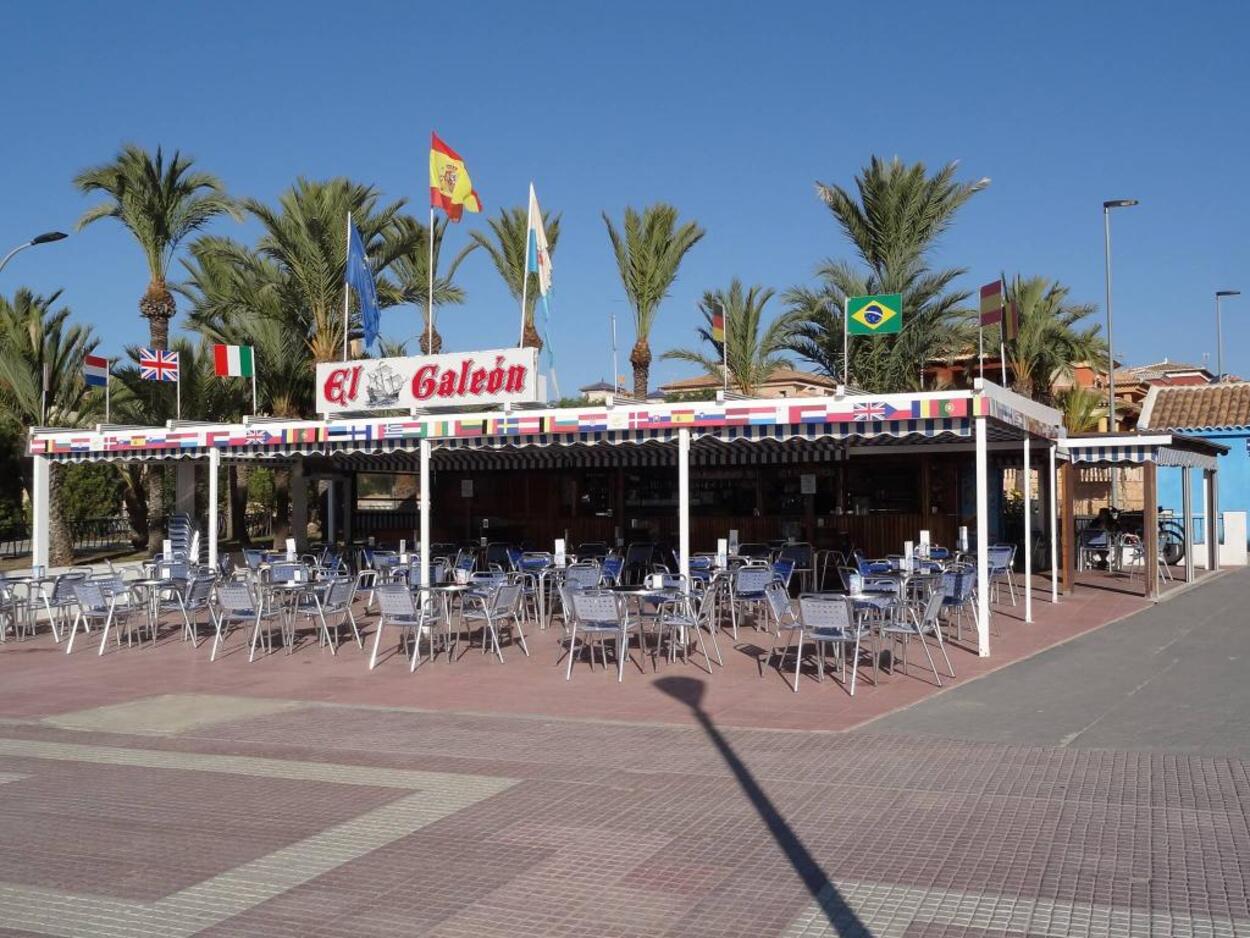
[1066,444,1218,470]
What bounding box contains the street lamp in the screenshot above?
[0,231,68,275]
[1103,199,1137,509]
[1216,290,1240,380]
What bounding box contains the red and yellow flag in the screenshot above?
[429,132,481,221]
[978,280,1004,326]
[710,309,725,344]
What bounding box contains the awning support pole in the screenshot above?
[1181,465,1194,583]
[31,454,50,569]
[1023,437,1033,623]
[208,449,220,570]
[975,413,990,656]
[678,428,691,589]
[420,439,431,589]
[1049,443,1059,603]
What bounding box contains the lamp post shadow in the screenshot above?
[654,676,871,937]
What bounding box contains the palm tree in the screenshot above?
[784,157,987,391]
[0,289,101,563]
[240,178,416,364]
[603,204,705,398]
[662,280,792,396]
[469,206,561,350]
[391,216,477,354]
[997,275,1104,404]
[1057,386,1106,433]
[73,145,237,351]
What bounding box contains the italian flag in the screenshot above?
[213,344,254,378]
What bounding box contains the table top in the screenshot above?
[131,577,177,588]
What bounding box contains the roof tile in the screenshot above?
[1141,382,1250,430]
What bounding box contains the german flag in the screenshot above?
[710,309,725,344]
[429,132,482,222]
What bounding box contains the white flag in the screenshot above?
[527,183,553,297]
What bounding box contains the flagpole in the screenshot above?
[842,296,850,386]
[978,321,984,380]
[427,207,435,354]
[611,314,618,395]
[520,185,532,347]
[176,371,181,421]
[722,301,728,394]
[251,355,258,415]
[105,361,111,424]
[343,211,352,362]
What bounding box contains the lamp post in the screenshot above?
[1103,199,1137,509]
[0,231,68,276]
[1216,290,1240,381]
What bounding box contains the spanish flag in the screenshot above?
[429,132,482,222]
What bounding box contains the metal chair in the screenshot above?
[37,571,87,642]
[566,589,637,682]
[291,577,359,653]
[177,575,216,646]
[878,587,950,686]
[462,582,529,662]
[67,579,143,655]
[987,544,1017,604]
[940,563,982,643]
[210,581,282,662]
[729,566,775,637]
[778,542,814,592]
[775,594,869,695]
[654,586,722,671]
[369,583,442,670]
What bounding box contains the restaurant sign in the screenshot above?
[316,347,541,415]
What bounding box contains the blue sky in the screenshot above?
[6,0,1248,393]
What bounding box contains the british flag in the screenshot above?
[852,401,894,421]
[138,348,180,382]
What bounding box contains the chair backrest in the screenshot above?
[520,552,553,572]
[623,543,654,567]
[158,561,189,581]
[375,583,416,618]
[216,581,256,613]
[576,542,610,561]
[454,550,477,572]
[600,555,624,584]
[269,562,307,583]
[737,542,771,560]
[734,566,774,594]
[771,558,796,586]
[430,558,449,585]
[920,586,946,625]
[942,564,976,602]
[986,545,1014,570]
[492,582,522,614]
[323,577,354,609]
[72,580,108,611]
[505,546,524,571]
[564,563,603,590]
[51,572,87,603]
[799,595,853,630]
[571,590,620,626]
[185,575,215,607]
[779,542,812,566]
[764,580,793,625]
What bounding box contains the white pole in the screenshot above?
[978,323,984,380]
[842,296,850,385]
[520,188,532,347]
[999,340,1008,386]
[208,448,220,569]
[1049,442,1059,603]
[974,413,990,656]
[611,314,618,393]
[1023,437,1033,623]
[427,207,435,354]
[419,438,431,589]
[105,362,111,424]
[722,301,729,393]
[176,372,181,421]
[251,360,258,416]
[31,453,50,570]
[678,427,691,589]
[343,211,352,362]
[1181,465,1193,582]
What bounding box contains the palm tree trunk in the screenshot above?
[230,465,250,546]
[521,316,544,352]
[140,281,175,547]
[272,467,290,549]
[418,323,443,355]
[49,463,74,566]
[147,467,166,547]
[121,465,150,549]
[630,339,651,399]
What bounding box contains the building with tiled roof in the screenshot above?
[1139,382,1250,544]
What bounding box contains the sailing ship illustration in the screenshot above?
[364,363,403,406]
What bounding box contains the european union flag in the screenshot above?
[346,223,381,349]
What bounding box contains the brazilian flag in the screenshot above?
[846,293,903,335]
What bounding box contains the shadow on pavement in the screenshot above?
[656,675,871,936]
